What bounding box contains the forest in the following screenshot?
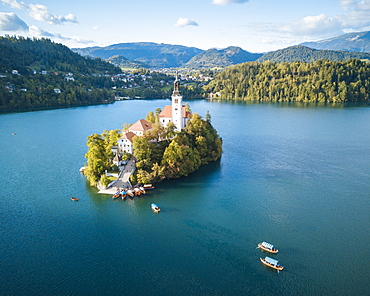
[0,36,121,110]
[204,59,370,103]
[83,109,222,187]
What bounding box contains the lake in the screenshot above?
[1,99,369,295]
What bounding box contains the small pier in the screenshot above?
[98,157,136,195]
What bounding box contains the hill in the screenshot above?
[105,55,149,69]
[73,42,203,68]
[0,36,121,75]
[204,59,370,103]
[257,45,370,63]
[0,36,123,111]
[183,46,263,68]
[301,31,370,52]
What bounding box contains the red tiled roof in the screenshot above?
[120,131,136,142]
[158,105,190,118]
[129,119,152,132]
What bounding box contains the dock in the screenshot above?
[98,157,136,195]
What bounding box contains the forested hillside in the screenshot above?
[0,36,123,111]
[204,59,370,103]
[257,45,370,63]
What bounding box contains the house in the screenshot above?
[12,70,19,75]
[117,131,136,154]
[54,89,61,94]
[158,75,191,131]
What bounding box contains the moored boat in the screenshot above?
[151,203,160,213]
[121,190,127,199]
[258,242,278,253]
[260,256,284,271]
[134,187,141,196]
[139,187,146,194]
[70,197,79,201]
[143,184,155,190]
[127,189,135,197]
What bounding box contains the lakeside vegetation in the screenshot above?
[83,109,222,187]
[204,59,370,103]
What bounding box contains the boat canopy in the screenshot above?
[262,242,274,249]
[265,256,279,266]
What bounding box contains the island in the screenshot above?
[83,75,223,194]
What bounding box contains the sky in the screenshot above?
[1,0,370,53]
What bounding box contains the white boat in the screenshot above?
[260,256,284,271]
[143,184,155,189]
[151,203,160,213]
[258,242,278,253]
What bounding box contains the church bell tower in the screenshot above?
[171,74,183,131]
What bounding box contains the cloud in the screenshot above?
[1,0,78,25]
[28,24,95,45]
[0,12,28,31]
[1,0,27,9]
[175,17,199,27]
[212,0,249,5]
[28,4,78,25]
[28,24,54,37]
[281,0,370,37]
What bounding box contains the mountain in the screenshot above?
[300,31,370,52]
[105,55,149,69]
[183,46,263,68]
[257,45,370,63]
[73,42,203,68]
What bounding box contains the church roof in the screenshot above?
[120,131,136,142]
[129,119,152,132]
[158,105,190,118]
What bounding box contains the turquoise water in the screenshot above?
[1,100,369,295]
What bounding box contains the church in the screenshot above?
[117,76,191,154]
[158,75,191,131]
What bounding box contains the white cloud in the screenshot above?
[1,0,27,9]
[175,17,198,27]
[1,0,78,25]
[281,0,370,38]
[28,25,54,37]
[28,4,78,25]
[92,25,100,31]
[212,0,249,5]
[282,14,343,37]
[0,12,28,31]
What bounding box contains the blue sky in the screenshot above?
[1,0,370,52]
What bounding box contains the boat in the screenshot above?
[79,166,85,173]
[260,256,284,271]
[134,187,142,196]
[258,242,279,253]
[127,189,135,197]
[143,184,155,190]
[121,190,127,199]
[151,203,160,213]
[70,197,79,201]
[139,187,146,194]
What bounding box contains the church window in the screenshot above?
[174,99,178,104]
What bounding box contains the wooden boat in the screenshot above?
[143,184,155,190]
[258,242,279,253]
[134,187,141,196]
[151,203,160,213]
[139,187,146,194]
[112,191,120,199]
[121,191,127,199]
[260,256,284,271]
[70,197,79,201]
[127,189,135,197]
